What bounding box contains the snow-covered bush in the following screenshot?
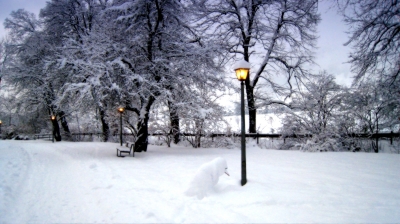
[212,136,238,149]
[258,138,282,149]
[299,137,341,152]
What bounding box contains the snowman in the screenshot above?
[184,157,229,199]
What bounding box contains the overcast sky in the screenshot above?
[0,0,353,86]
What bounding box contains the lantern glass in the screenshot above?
[235,68,249,81]
[118,107,124,113]
[51,116,56,120]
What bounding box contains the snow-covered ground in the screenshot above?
[1,140,399,223]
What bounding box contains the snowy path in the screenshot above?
[1,140,400,223]
[1,141,120,222]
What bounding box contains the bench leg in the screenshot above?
[116,149,125,157]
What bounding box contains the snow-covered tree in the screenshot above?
[280,72,345,151]
[3,9,72,141]
[343,80,399,152]
[179,82,227,148]
[190,0,320,133]
[106,0,224,152]
[40,0,118,142]
[331,0,400,152]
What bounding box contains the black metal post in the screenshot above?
[120,112,123,146]
[241,81,247,186]
[390,131,393,145]
[51,116,55,143]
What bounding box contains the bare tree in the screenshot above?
[337,0,399,90]
[190,0,320,133]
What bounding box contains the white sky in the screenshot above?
[0,0,353,86]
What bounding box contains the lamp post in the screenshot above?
[0,120,2,135]
[118,107,124,146]
[51,115,56,143]
[234,59,250,186]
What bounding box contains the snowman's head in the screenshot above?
[214,157,230,176]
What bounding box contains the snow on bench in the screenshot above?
[116,141,135,157]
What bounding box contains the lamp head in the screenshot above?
[118,107,124,113]
[233,60,250,81]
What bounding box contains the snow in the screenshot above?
[233,60,251,70]
[184,157,229,199]
[1,140,400,223]
[198,108,213,119]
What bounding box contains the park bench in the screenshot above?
[116,141,135,157]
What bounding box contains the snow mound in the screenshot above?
[184,157,229,199]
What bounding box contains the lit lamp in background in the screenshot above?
[51,115,56,143]
[233,59,250,186]
[118,107,124,146]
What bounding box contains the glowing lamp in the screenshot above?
[233,60,250,81]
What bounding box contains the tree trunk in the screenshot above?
[168,100,180,144]
[245,83,257,133]
[243,37,257,134]
[194,119,203,148]
[134,117,150,152]
[375,116,379,153]
[58,111,72,140]
[134,96,156,152]
[99,108,109,142]
[51,118,62,142]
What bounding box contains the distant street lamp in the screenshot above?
[0,120,2,135]
[118,107,125,146]
[234,59,250,186]
[51,115,56,143]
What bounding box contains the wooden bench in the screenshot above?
[116,142,135,157]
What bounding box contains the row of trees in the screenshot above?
[279,71,398,152]
[0,0,398,152]
[1,0,227,152]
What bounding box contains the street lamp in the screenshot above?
[118,107,124,146]
[0,120,2,135]
[234,59,250,186]
[51,115,56,143]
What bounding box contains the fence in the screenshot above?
[168,132,399,145]
[34,131,399,146]
[33,134,53,141]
